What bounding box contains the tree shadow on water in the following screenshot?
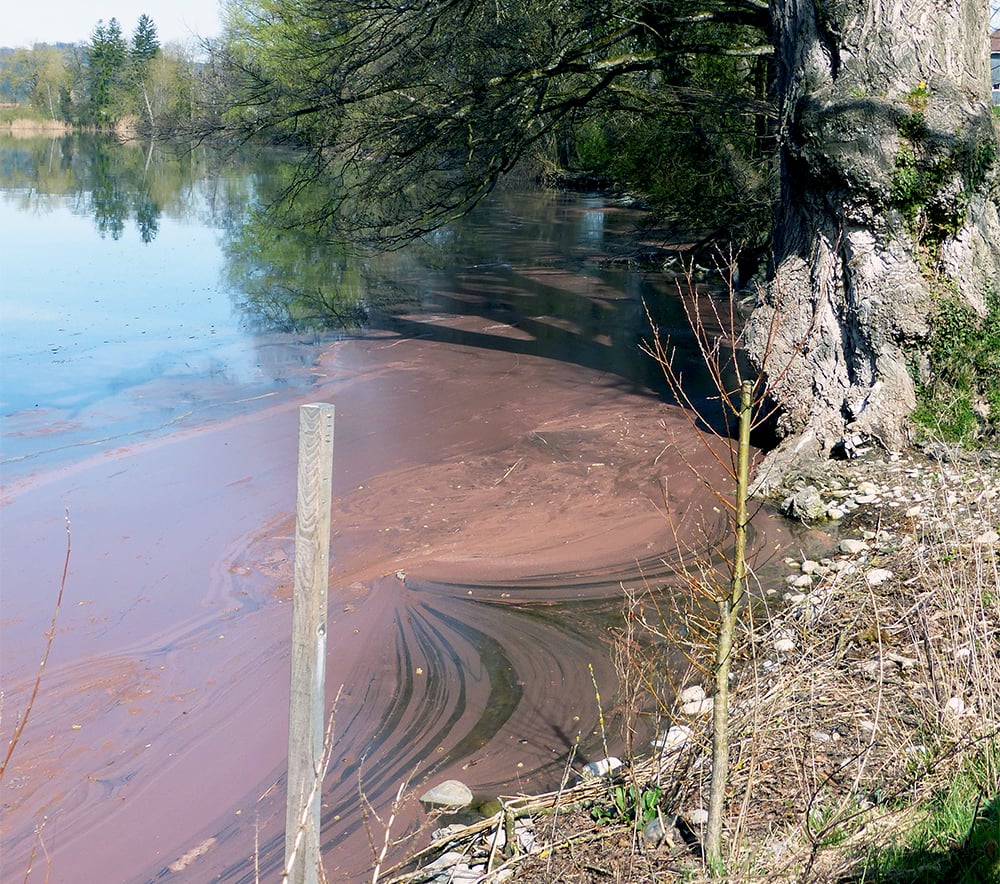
[227,190,743,437]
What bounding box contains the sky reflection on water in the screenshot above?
[0,139,335,473]
[0,134,683,479]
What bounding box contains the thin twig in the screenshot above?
[2,508,71,782]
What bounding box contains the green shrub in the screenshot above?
[589,783,663,828]
[913,289,1000,444]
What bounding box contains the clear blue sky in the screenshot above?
[1,1,223,48]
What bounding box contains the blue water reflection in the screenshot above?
[0,139,335,474]
[1,135,690,479]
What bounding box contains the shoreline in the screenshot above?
[384,443,1000,883]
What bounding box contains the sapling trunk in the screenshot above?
[705,379,753,871]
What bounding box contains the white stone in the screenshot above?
[681,697,714,716]
[431,864,484,884]
[425,851,468,872]
[974,530,999,546]
[432,824,468,841]
[857,481,880,495]
[420,780,474,808]
[515,820,536,853]
[687,808,709,826]
[653,725,692,753]
[854,494,878,504]
[839,539,868,555]
[774,638,796,654]
[800,560,820,574]
[678,685,706,704]
[865,568,893,586]
[582,757,623,779]
[944,696,966,717]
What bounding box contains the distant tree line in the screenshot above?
[0,14,205,134]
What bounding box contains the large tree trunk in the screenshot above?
[747,0,1000,485]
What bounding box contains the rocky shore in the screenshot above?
[384,443,1000,883]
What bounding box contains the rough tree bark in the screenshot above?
[747,0,1000,486]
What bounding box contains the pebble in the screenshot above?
[944,696,966,717]
[582,757,623,779]
[839,539,868,555]
[681,697,714,716]
[782,486,828,521]
[865,568,893,586]
[774,638,796,654]
[974,530,999,545]
[420,780,474,808]
[431,823,468,841]
[642,815,675,846]
[678,685,706,704]
[653,725,692,753]
[425,851,469,872]
[687,808,709,826]
[429,863,485,884]
[515,821,536,853]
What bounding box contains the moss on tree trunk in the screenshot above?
[747,0,1000,484]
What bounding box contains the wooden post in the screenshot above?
[285,403,335,884]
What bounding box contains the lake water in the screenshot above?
[1,138,350,474]
[0,134,785,882]
[0,135,693,478]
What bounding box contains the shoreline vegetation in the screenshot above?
[0,115,72,134]
[0,111,139,138]
[383,444,1000,884]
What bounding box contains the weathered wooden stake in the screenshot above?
[285,403,335,884]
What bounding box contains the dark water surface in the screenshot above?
[0,135,789,882]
